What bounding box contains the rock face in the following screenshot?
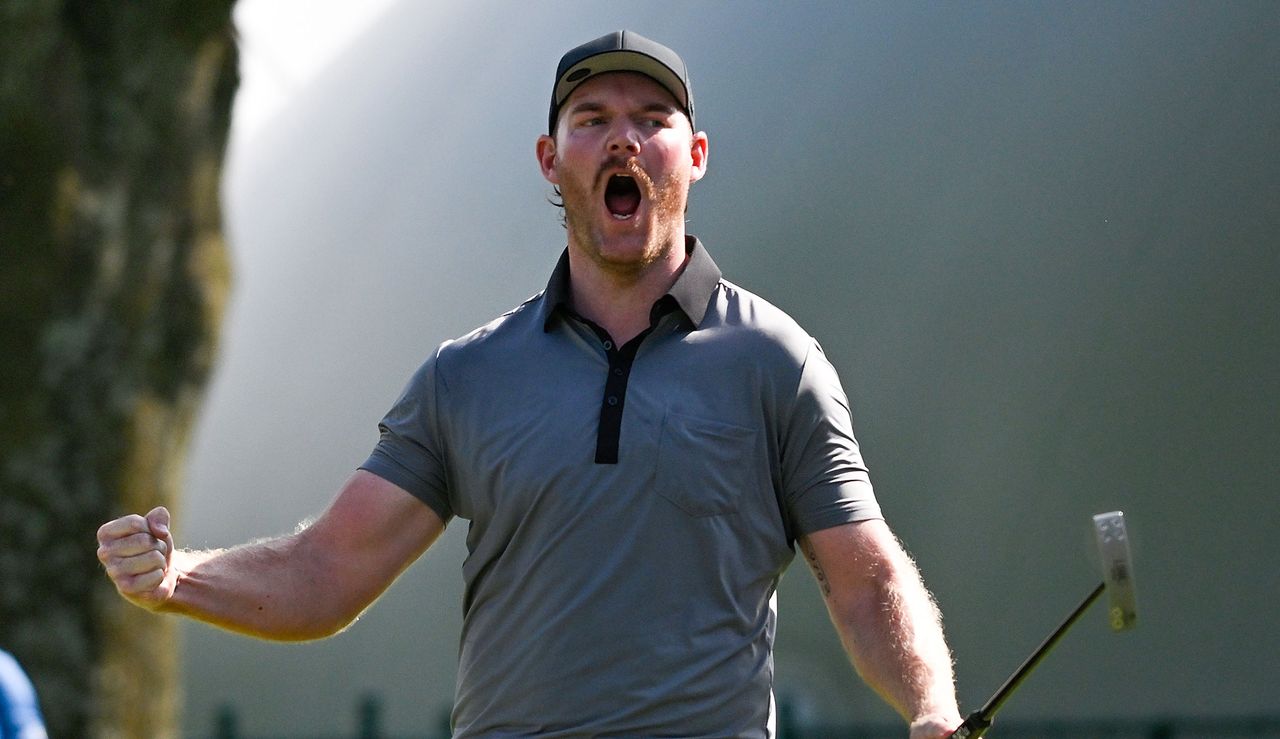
[0,4,238,736]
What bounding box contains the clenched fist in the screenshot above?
[96,506,179,610]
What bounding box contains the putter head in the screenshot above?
[948,511,1139,738]
[1092,511,1137,630]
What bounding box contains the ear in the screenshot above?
[536,134,560,185]
[688,130,709,184]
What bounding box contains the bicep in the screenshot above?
[302,470,447,604]
[799,519,943,659]
[799,519,904,608]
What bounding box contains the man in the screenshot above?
[97,31,962,737]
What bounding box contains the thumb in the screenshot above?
[146,506,175,554]
[146,506,170,535]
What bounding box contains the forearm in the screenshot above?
[802,521,959,729]
[99,473,445,642]
[831,551,957,721]
[162,535,357,641]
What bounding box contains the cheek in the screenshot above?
[557,139,602,173]
[648,139,694,176]
[651,153,693,187]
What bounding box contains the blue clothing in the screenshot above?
[0,651,46,739]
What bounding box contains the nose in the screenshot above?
[607,122,641,155]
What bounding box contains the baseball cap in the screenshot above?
[549,30,694,134]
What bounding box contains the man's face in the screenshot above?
[537,72,708,277]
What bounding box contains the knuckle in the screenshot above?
[119,532,154,554]
[104,561,126,583]
[115,574,141,596]
[127,552,160,576]
[98,514,147,542]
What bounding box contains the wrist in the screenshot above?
[152,550,196,615]
[909,709,962,739]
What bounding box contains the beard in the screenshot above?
[558,155,688,278]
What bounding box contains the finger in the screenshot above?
[98,531,166,562]
[107,549,168,579]
[94,527,160,568]
[116,567,167,599]
[96,514,149,544]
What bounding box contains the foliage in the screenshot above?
[0,2,238,735]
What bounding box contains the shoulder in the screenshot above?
[0,649,38,702]
[435,291,547,365]
[0,650,25,683]
[705,278,818,369]
[389,292,547,401]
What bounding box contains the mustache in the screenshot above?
[596,157,654,192]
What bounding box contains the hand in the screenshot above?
[96,506,179,611]
[909,711,963,739]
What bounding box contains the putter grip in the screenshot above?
[948,711,992,738]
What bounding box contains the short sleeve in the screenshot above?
[780,340,882,536]
[359,347,453,521]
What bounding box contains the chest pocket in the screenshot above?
[654,411,761,517]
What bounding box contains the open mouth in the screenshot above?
[604,175,642,219]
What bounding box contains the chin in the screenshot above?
[587,235,669,273]
[566,206,680,272]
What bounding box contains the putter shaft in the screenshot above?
[949,582,1105,739]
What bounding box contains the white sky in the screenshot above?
[230,0,401,142]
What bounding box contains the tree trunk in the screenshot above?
[0,2,238,736]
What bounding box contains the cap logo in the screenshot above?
[566,68,591,82]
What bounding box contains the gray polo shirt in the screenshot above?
[361,236,881,738]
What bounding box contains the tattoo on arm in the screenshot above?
[801,538,832,598]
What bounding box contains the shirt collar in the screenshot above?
[540,235,723,332]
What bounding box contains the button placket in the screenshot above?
[567,297,679,465]
[595,336,635,464]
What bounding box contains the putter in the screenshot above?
[948,511,1137,739]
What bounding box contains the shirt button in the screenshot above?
[603,340,613,350]
[607,396,619,406]
[613,368,624,377]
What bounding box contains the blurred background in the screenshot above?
[3,0,1278,737]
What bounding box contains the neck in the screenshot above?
[567,234,688,345]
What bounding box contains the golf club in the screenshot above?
[948,511,1137,739]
